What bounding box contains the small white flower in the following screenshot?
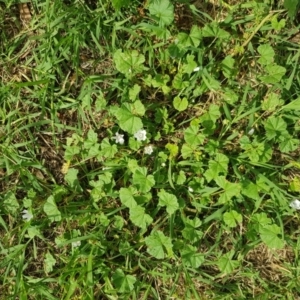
[188,187,194,193]
[193,66,201,72]
[248,128,255,135]
[22,209,33,221]
[289,199,300,210]
[161,162,166,167]
[144,145,153,155]
[134,129,147,141]
[72,241,81,248]
[112,132,124,145]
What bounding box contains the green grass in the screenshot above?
[1,0,300,299]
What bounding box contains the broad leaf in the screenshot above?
[112,269,136,293]
[173,96,188,111]
[204,153,229,182]
[217,251,240,274]
[119,187,137,209]
[148,0,174,26]
[181,245,204,268]
[44,252,56,273]
[158,189,179,215]
[264,116,288,140]
[145,230,173,259]
[260,64,286,84]
[114,103,143,134]
[114,49,145,77]
[259,224,285,249]
[215,176,241,204]
[43,195,61,223]
[129,206,153,229]
[223,210,242,228]
[100,138,118,158]
[132,167,155,193]
[3,191,19,215]
[184,125,205,147]
[257,44,275,65]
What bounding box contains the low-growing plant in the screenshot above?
[1,0,300,299]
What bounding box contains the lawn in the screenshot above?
[1,0,300,299]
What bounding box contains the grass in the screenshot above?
[1,0,300,299]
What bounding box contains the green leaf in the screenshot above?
[259,224,285,249]
[261,92,284,111]
[3,191,19,215]
[289,177,300,192]
[64,145,80,160]
[84,129,98,149]
[279,137,299,153]
[172,73,189,89]
[215,176,241,204]
[43,195,61,223]
[257,44,275,65]
[44,252,56,273]
[132,100,145,116]
[112,0,130,10]
[100,138,118,158]
[132,167,155,193]
[148,0,174,26]
[27,226,43,239]
[65,168,82,192]
[271,15,286,30]
[182,54,197,74]
[151,74,171,95]
[114,49,145,77]
[165,143,179,158]
[181,143,196,159]
[260,64,286,84]
[223,210,242,228]
[114,103,143,134]
[264,116,288,140]
[240,138,273,163]
[119,187,137,209]
[181,245,204,268]
[129,206,153,229]
[281,97,300,111]
[145,230,173,259]
[204,153,229,182]
[129,84,141,101]
[184,125,205,147]
[223,88,238,105]
[251,212,272,232]
[241,180,260,200]
[158,189,179,215]
[112,269,136,293]
[199,104,221,135]
[182,217,203,243]
[189,25,202,47]
[176,170,186,185]
[221,55,235,78]
[284,0,299,19]
[173,96,188,111]
[217,251,240,274]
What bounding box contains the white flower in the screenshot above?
[289,199,300,210]
[161,162,166,167]
[22,209,33,221]
[188,187,194,193]
[144,145,153,155]
[134,129,147,141]
[112,132,124,145]
[72,241,81,248]
[248,128,255,135]
[193,66,201,72]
